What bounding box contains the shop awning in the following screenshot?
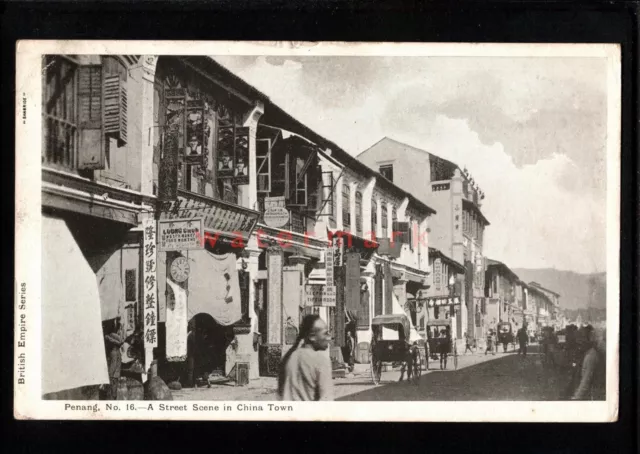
[42,214,110,395]
[159,190,260,244]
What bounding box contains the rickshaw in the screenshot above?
[425,319,458,370]
[497,322,515,352]
[370,314,421,385]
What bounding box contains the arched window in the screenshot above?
[381,203,388,238]
[371,199,378,238]
[342,183,351,231]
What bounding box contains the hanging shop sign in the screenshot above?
[322,285,337,307]
[427,297,461,307]
[263,196,290,228]
[160,191,260,242]
[305,284,336,307]
[142,218,158,349]
[325,248,335,288]
[158,218,204,252]
[433,258,442,292]
[306,285,324,307]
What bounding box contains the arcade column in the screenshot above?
[259,245,284,377]
[233,245,261,380]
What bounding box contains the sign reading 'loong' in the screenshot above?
[158,218,204,252]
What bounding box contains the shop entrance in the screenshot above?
[186,313,234,386]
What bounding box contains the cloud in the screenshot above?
[213,55,608,273]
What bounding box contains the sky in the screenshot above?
[214,54,610,274]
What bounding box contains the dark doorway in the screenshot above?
[186,313,234,386]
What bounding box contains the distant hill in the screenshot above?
[511,268,606,311]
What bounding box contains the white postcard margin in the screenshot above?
[14,41,621,422]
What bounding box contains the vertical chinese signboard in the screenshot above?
[142,218,158,374]
[434,258,442,292]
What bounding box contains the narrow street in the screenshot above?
[172,345,570,401]
[339,345,566,401]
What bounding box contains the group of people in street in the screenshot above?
[462,322,530,356]
[535,323,606,400]
[276,313,607,402]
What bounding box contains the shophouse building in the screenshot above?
[41,54,438,394]
[357,137,490,341]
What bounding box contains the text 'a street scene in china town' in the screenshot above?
[33,49,610,408]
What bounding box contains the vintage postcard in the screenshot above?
[15,40,620,421]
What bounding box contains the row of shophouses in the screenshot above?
[41,54,562,396]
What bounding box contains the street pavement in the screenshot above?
[172,345,567,401]
[339,345,566,401]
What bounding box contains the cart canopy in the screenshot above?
[371,314,411,333]
[498,322,512,333]
[426,318,452,327]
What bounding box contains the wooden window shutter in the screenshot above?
[306,165,321,212]
[77,65,104,170]
[103,73,128,147]
[393,221,410,244]
[374,264,383,316]
[256,139,271,193]
[284,147,296,205]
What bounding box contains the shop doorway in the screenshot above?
[186,313,234,386]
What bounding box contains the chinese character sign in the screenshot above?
[325,248,334,287]
[434,258,442,292]
[142,218,158,348]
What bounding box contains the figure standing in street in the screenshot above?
[439,329,451,369]
[104,317,124,400]
[485,330,496,356]
[517,324,529,356]
[278,314,333,401]
[464,332,474,354]
[572,328,606,400]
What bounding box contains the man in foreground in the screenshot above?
[278,314,333,401]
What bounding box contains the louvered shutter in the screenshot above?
[306,165,321,213]
[285,148,297,205]
[256,139,271,193]
[77,65,104,169]
[103,73,128,147]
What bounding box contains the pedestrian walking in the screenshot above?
[517,325,528,356]
[485,330,495,356]
[278,314,333,401]
[439,329,451,369]
[399,342,419,383]
[464,332,474,355]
